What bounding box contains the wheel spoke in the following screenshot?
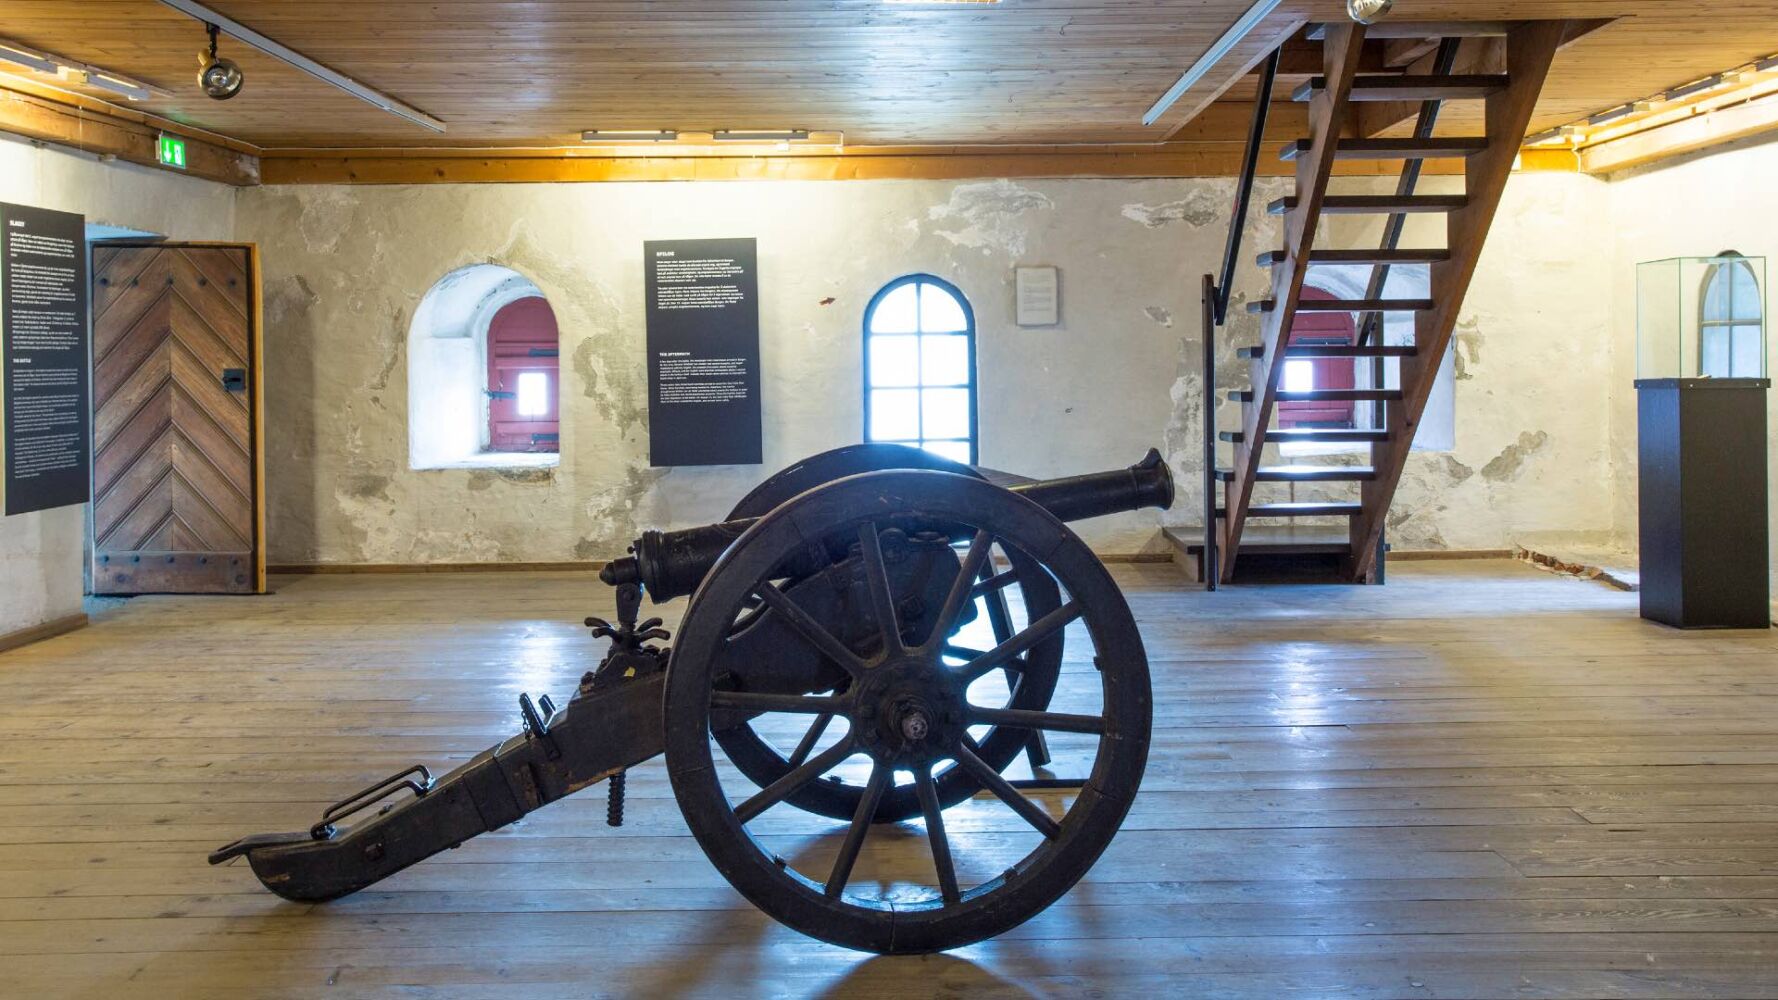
[785,713,834,769]
[825,762,891,898]
[923,529,995,652]
[709,692,847,715]
[958,601,1081,684]
[969,567,1020,601]
[755,581,868,678]
[735,737,857,824]
[955,742,1062,840]
[857,522,905,657]
[967,706,1106,735]
[913,766,961,904]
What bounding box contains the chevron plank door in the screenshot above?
[90,245,262,594]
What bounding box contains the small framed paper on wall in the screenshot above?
[1015,266,1060,327]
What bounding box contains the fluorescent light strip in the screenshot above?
[582,130,679,142]
[712,129,812,142]
[0,41,58,74]
[1143,0,1284,126]
[155,0,444,133]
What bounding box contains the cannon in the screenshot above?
[210,444,1174,954]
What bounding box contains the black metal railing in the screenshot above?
[1202,48,1280,590]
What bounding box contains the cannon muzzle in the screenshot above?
[601,449,1173,601]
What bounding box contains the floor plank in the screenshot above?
[1,559,1775,997]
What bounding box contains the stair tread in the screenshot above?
[1216,465,1380,482]
[1221,502,1367,518]
[1281,137,1490,162]
[1248,298,1435,314]
[1258,248,1451,267]
[1221,428,1391,444]
[1231,388,1405,402]
[1293,74,1511,103]
[1235,344,1417,360]
[1270,194,1469,216]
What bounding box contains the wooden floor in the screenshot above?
[3,561,1777,998]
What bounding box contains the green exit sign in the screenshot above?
[156,133,187,170]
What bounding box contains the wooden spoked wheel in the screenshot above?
[664,471,1151,954]
[713,445,1066,824]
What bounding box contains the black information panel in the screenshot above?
[2,203,90,516]
[645,238,763,467]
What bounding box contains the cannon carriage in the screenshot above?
[211,444,1174,954]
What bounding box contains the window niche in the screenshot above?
[409,264,562,470]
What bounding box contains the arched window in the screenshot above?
[409,264,561,469]
[863,275,977,464]
[1700,252,1764,378]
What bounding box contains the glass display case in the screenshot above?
[1637,255,1767,380]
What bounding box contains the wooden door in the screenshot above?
[90,244,263,594]
[1278,287,1357,429]
[485,296,560,453]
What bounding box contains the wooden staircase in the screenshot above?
[1213,20,1572,585]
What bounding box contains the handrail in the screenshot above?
[1201,274,1219,591]
[1214,48,1280,325]
[1204,45,1281,590]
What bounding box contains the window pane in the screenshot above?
[869,336,920,387]
[1283,359,1316,393]
[1701,328,1731,378]
[921,388,971,440]
[870,283,919,334]
[870,389,920,441]
[516,371,550,416]
[1732,325,1764,378]
[921,336,970,386]
[919,283,969,333]
[921,440,972,463]
[1732,265,1763,319]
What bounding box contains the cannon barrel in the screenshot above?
[601,448,1173,601]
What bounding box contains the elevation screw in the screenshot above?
[606,769,627,827]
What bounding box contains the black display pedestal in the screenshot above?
[1636,378,1771,629]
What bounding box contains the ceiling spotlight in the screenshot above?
[198,23,243,100]
[1347,0,1394,24]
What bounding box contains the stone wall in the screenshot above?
[234,171,1621,566]
[0,138,236,639]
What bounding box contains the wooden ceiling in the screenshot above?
[1,1,1777,151]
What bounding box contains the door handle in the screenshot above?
[220,368,247,393]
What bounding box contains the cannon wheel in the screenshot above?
[665,471,1151,954]
[715,444,1065,824]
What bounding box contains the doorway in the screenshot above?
[88,243,265,594]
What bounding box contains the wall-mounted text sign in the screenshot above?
[645,237,763,467]
[2,203,91,516]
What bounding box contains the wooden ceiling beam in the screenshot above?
[0,84,259,186]
[1578,90,1778,173]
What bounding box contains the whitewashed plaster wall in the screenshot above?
[0,138,236,638]
[1603,132,1778,611]
[234,171,1620,566]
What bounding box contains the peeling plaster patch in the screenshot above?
[1454,318,1483,381]
[582,465,671,553]
[467,472,494,492]
[574,537,605,561]
[1437,455,1475,484]
[366,304,406,393]
[1144,306,1174,328]
[342,474,393,502]
[928,180,1054,257]
[495,467,554,485]
[1481,431,1550,482]
[1121,189,1223,229]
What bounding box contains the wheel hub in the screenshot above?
[852,655,964,765]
